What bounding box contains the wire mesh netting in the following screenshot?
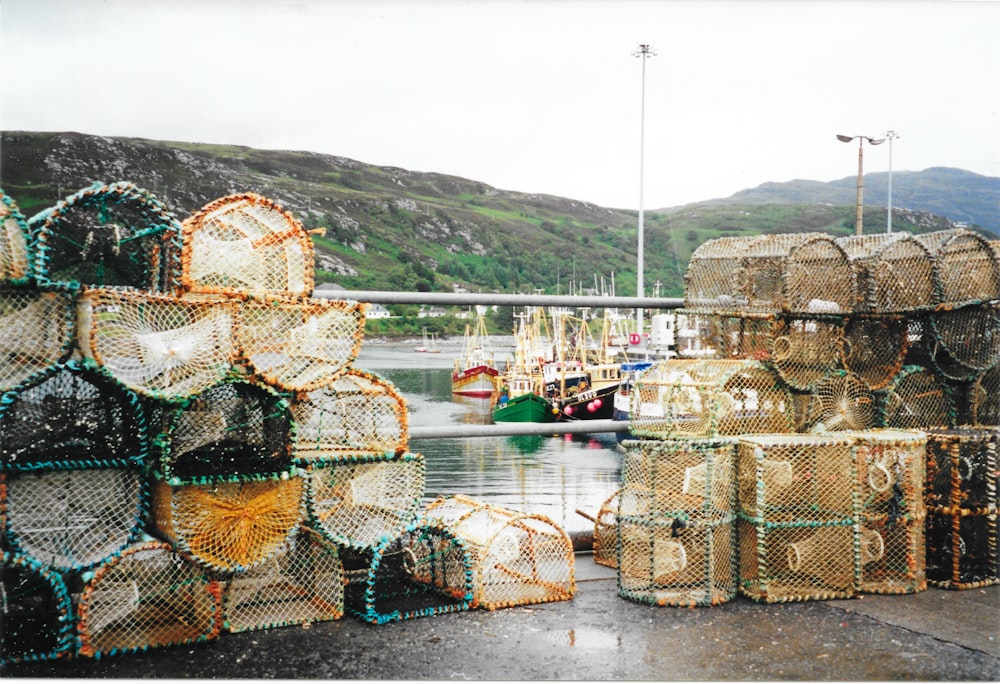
[290,369,408,462]
[340,518,474,624]
[303,451,425,550]
[1,463,147,571]
[629,359,795,439]
[768,316,846,391]
[76,540,222,658]
[236,295,365,392]
[925,511,999,589]
[1,190,32,285]
[915,228,1000,307]
[0,551,76,667]
[180,193,314,297]
[28,182,181,291]
[801,371,877,432]
[222,525,344,633]
[0,360,147,471]
[148,379,293,482]
[0,287,76,393]
[684,233,855,315]
[878,366,954,430]
[835,232,937,313]
[149,475,305,574]
[77,288,237,402]
[843,316,909,390]
[924,427,998,515]
[425,494,575,610]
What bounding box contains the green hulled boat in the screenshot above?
[492,391,554,423]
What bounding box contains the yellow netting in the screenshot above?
[291,368,408,462]
[77,540,222,658]
[802,371,877,432]
[0,288,76,392]
[858,511,927,595]
[236,294,365,391]
[684,233,855,314]
[836,232,936,313]
[150,475,305,574]
[629,359,795,439]
[222,525,344,632]
[843,429,927,520]
[304,451,425,549]
[880,366,954,430]
[426,494,575,610]
[591,490,619,569]
[916,228,1000,307]
[620,438,738,516]
[78,288,237,401]
[1,189,31,283]
[925,510,999,589]
[180,193,314,296]
[842,316,908,390]
[768,316,845,391]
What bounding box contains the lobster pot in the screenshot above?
[925,511,999,589]
[76,540,222,658]
[0,287,76,392]
[180,193,314,297]
[77,288,237,402]
[28,182,181,292]
[341,518,474,624]
[629,359,794,439]
[738,434,858,523]
[767,316,846,391]
[619,438,737,517]
[801,371,877,432]
[738,516,858,602]
[927,301,1000,375]
[236,294,365,392]
[683,233,855,315]
[970,366,1000,426]
[836,232,936,313]
[1,189,31,284]
[1,462,147,572]
[425,495,575,610]
[291,369,408,462]
[843,429,927,518]
[843,316,909,390]
[879,366,954,430]
[149,379,293,482]
[923,427,998,513]
[0,360,147,471]
[618,513,737,607]
[303,451,424,550]
[915,228,1000,307]
[149,474,305,574]
[591,490,620,569]
[0,551,76,667]
[673,311,774,360]
[858,510,927,595]
[222,525,344,633]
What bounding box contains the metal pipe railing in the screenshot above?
[313,288,683,310]
[409,419,627,440]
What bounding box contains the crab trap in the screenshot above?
[77,287,237,402]
[179,193,315,297]
[222,525,343,633]
[800,370,877,432]
[925,510,998,589]
[915,228,1000,307]
[673,311,774,360]
[28,182,181,292]
[588,490,620,569]
[842,316,909,391]
[1,551,76,667]
[683,232,855,315]
[340,517,474,624]
[857,510,927,595]
[926,301,1000,377]
[878,366,954,430]
[235,294,365,392]
[76,540,222,659]
[970,365,999,426]
[1,189,32,285]
[425,494,575,610]
[290,369,408,462]
[0,286,77,393]
[923,427,998,515]
[835,232,937,314]
[148,473,305,575]
[767,316,846,391]
[628,359,795,439]
[302,451,424,550]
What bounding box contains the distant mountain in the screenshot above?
[2,131,996,298]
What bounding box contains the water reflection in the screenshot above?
[356,343,622,534]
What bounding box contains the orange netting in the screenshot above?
[916,228,1000,307]
[236,294,365,392]
[879,366,954,430]
[836,232,936,313]
[0,287,76,392]
[590,490,619,569]
[77,540,222,658]
[180,193,314,297]
[1,189,31,284]
[426,494,575,610]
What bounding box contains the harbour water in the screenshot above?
[356,340,622,535]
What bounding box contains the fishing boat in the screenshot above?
[452,312,502,397]
[493,307,555,423]
[545,311,625,421]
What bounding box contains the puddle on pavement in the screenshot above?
[542,627,622,650]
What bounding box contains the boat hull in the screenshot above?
[451,365,500,397]
[492,393,555,423]
[556,384,618,421]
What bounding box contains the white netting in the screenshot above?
[836,232,936,313]
[0,189,31,284]
[802,371,877,432]
[0,288,76,392]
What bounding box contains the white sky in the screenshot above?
[2,0,998,210]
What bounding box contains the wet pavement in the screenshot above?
[5,554,999,681]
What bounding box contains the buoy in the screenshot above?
[587,402,597,413]
[564,406,573,416]
[593,398,603,410]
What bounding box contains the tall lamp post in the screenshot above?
[884,130,900,233]
[633,43,655,336]
[836,134,885,235]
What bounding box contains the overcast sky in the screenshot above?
[2,0,998,209]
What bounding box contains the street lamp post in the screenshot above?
[836,134,885,235]
[633,43,655,336]
[884,130,900,233]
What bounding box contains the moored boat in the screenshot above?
[452,313,501,397]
